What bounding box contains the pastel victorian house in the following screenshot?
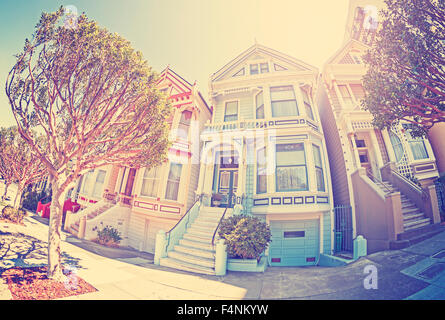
[192,43,334,267]
[65,67,212,254]
[317,0,441,253]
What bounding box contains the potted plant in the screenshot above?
[218,215,272,272]
[211,193,224,207]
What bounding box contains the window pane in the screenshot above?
[276,166,307,191]
[338,85,354,106]
[92,170,106,197]
[389,132,404,162]
[224,101,238,122]
[409,141,428,160]
[276,143,305,166]
[315,168,325,192]
[260,63,269,73]
[250,64,259,75]
[141,166,160,197]
[165,163,182,200]
[302,89,314,120]
[276,143,307,191]
[312,145,322,167]
[270,86,295,100]
[257,147,267,194]
[271,86,298,117]
[272,101,298,117]
[256,92,264,119]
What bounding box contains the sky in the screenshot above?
[0,0,350,127]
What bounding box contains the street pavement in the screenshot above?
[1,207,445,300]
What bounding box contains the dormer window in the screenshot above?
[250,63,269,75]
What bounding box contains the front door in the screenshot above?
[218,169,238,208]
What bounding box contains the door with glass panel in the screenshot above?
[218,170,238,208]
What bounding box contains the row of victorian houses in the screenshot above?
[56,0,443,273]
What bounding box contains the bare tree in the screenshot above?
[5,8,170,280]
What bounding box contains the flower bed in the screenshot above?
[2,266,97,300]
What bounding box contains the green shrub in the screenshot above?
[218,215,272,260]
[22,189,51,212]
[95,224,122,247]
[1,205,27,223]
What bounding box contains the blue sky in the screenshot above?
[0,0,349,127]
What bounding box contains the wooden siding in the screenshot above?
[317,83,350,206]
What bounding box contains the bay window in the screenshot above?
[338,84,354,108]
[270,86,299,117]
[276,143,307,191]
[301,88,314,120]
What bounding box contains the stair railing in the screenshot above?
[211,206,228,249]
[366,168,393,194]
[165,195,202,252]
[389,169,429,200]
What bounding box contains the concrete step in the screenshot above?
[186,230,215,241]
[193,219,219,228]
[187,225,216,236]
[160,257,215,275]
[167,250,215,269]
[183,232,214,244]
[403,217,431,231]
[179,238,214,251]
[403,212,426,222]
[174,244,215,260]
[402,207,422,215]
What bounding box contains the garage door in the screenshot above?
[269,220,319,267]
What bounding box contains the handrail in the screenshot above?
[212,206,228,248]
[389,169,429,200]
[165,195,201,250]
[366,168,393,194]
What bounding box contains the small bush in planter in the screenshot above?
[1,205,27,224]
[218,215,271,261]
[93,224,122,247]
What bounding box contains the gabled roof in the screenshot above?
[324,38,370,67]
[210,43,318,82]
[157,65,212,115]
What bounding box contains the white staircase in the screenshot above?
[68,202,114,236]
[374,181,431,231]
[160,206,228,275]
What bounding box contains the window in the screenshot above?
[276,143,307,191]
[312,145,325,192]
[250,64,259,75]
[350,53,363,64]
[284,231,305,238]
[403,126,429,160]
[355,139,366,148]
[260,63,269,73]
[389,132,404,162]
[92,170,106,197]
[177,110,192,141]
[165,163,182,201]
[301,88,314,120]
[81,171,94,194]
[350,84,366,102]
[257,147,267,194]
[255,91,264,119]
[270,86,299,117]
[250,63,269,75]
[140,166,160,198]
[338,85,354,107]
[359,152,369,163]
[224,101,238,122]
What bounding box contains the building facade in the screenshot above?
[317,0,441,253]
[66,67,212,254]
[196,43,334,266]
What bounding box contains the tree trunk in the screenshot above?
[47,178,66,281]
[13,184,23,210]
[2,182,10,201]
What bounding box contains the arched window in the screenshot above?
[389,132,404,162]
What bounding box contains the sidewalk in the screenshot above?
[1,212,445,300]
